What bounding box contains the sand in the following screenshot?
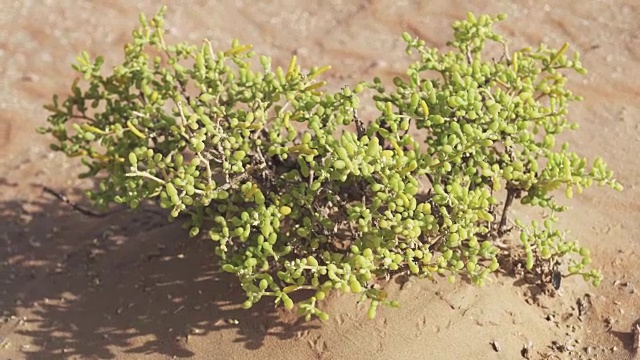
[1,1,639,359]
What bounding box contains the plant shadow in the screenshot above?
[610,328,637,354]
[0,181,318,359]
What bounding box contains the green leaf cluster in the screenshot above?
[39,8,621,319]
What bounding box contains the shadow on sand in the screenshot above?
[0,180,318,359]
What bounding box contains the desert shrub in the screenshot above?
[39,8,622,320]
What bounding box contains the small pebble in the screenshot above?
[491,340,501,352]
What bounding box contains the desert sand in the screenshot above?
[1,1,639,359]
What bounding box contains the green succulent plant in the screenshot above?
[39,8,622,320]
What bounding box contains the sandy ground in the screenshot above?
[1,1,639,359]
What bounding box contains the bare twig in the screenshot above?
[125,171,166,184]
[354,109,365,139]
[42,186,109,218]
[498,187,517,236]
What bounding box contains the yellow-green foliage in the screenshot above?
[40,8,622,320]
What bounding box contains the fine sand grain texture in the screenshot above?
[1,1,639,359]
